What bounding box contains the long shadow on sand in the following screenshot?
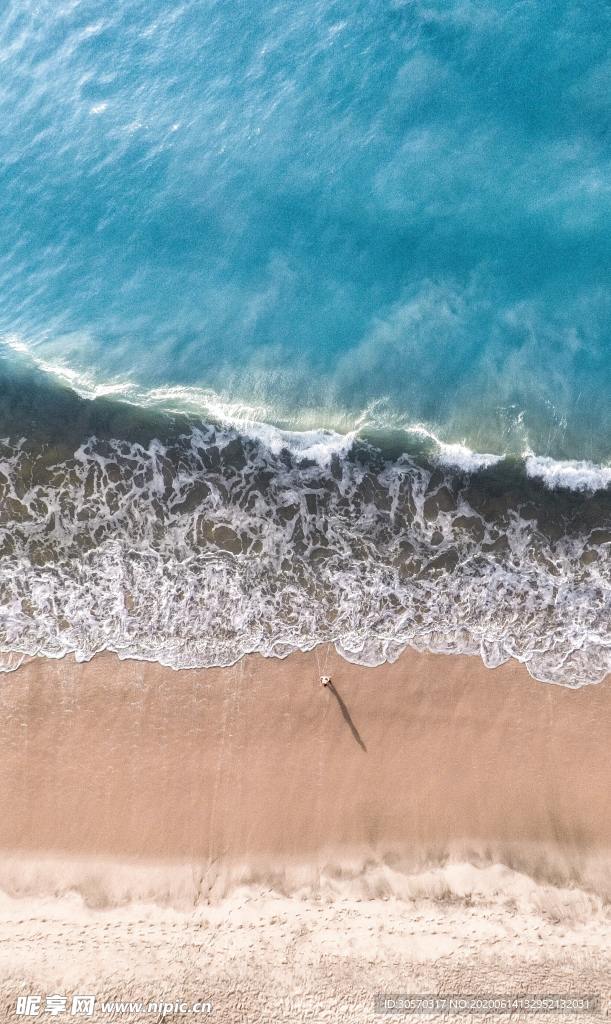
[327,681,367,752]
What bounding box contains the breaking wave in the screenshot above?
[0,387,609,686]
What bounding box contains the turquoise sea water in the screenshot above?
[0,1,609,683]
[1,0,610,460]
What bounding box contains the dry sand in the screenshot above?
[0,647,610,1021]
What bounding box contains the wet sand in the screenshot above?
[0,646,610,893]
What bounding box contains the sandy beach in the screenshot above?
[1,647,611,881]
[0,648,610,1020]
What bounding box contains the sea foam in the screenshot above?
[525,455,611,493]
[0,419,609,687]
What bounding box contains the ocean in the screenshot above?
[0,0,609,685]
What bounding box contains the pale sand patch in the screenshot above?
[0,876,609,1023]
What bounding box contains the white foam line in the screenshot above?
[3,334,610,489]
[1,334,356,469]
[406,424,503,471]
[525,455,611,493]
